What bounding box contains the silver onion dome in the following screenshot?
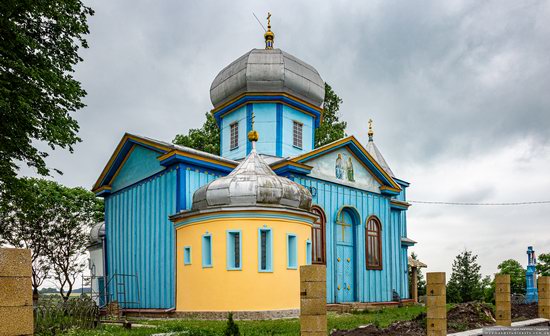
[89,221,105,244]
[191,146,312,211]
[209,49,325,108]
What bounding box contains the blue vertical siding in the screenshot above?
[183,166,225,210]
[105,168,177,309]
[220,106,247,160]
[293,175,409,303]
[282,105,314,157]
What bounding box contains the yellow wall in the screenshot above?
[175,214,312,312]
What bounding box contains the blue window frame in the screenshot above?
[287,234,297,269]
[306,239,312,265]
[184,246,192,265]
[227,230,242,270]
[258,227,273,272]
[202,234,212,268]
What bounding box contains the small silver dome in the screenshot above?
[192,147,312,211]
[210,49,325,108]
[89,222,105,244]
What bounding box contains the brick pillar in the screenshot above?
[495,274,511,326]
[411,267,418,302]
[300,265,327,336]
[426,272,446,336]
[0,248,33,336]
[538,276,550,319]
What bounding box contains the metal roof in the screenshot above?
[89,221,105,244]
[210,48,325,108]
[365,138,395,177]
[408,256,427,268]
[191,145,312,211]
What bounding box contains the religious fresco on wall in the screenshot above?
[335,153,354,182]
[307,149,380,193]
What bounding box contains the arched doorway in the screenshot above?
[335,207,358,302]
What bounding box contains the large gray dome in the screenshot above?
[191,147,312,211]
[210,49,325,108]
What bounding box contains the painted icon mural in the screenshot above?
[335,152,355,182]
[347,157,354,182]
[336,153,344,179]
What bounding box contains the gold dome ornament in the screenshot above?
[264,12,275,49]
[248,130,259,142]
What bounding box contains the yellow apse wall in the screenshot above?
[175,213,312,312]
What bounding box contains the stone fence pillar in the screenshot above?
[0,248,33,336]
[539,276,550,319]
[426,272,446,336]
[495,274,511,326]
[300,265,327,336]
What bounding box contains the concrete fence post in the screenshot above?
[539,276,550,319]
[0,248,34,336]
[495,274,511,326]
[426,272,446,336]
[300,265,327,336]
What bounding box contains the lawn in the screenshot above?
[60,305,426,336]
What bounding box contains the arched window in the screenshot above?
[366,216,382,270]
[310,206,326,264]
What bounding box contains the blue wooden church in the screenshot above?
[90,20,415,313]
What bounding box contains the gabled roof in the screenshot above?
[92,133,238,194]
[289,136,402,194]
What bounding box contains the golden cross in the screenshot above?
[251,111,256,130]
[337,218,352,240]
[267,12,271,28]
[368,119,374,138]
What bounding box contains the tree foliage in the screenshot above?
[224,312,240,336]
[173,112,220,155]
[315,83,347,147]
[537,253,550,276]
[172,83,346,154]
[0,178,103,301]
[497,259,526,294]
[481,275,495,304]
[0,0,94,190]
[446,250,484,303]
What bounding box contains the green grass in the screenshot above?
[59,305,426,336]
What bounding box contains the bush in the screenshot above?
[224,312,240,336]
[34,295,99,336]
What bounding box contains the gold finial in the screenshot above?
[264,12,274,49]
[368,119,374,140]
[248,111,259,142]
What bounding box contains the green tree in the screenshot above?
[0,1,94,190]
[446,250,484,303]
[172,83,346,154]
[0,178,103,301]
[537,253,550,276]
[315,83,347,147]
[497,259,526,294]
[173,112,220,155]
[482,275,495,304]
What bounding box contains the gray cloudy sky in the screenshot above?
[24,0,550,278]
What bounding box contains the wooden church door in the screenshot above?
[335,209,356,302]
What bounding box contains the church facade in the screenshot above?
[90,22,414,315]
